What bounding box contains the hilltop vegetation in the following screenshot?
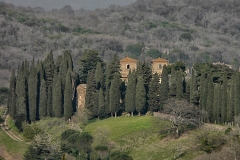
[1,0,240,86]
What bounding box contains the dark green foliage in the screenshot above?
[234,72,240,117]
[28,65,38,122]
[169,68,177,98]
[95,62,104,90]
[148,73,160,112]
[15,113,27,132]
[0,87,8,105]
[44,51,55,88]
[8,69,16,118]
[109,151,133,160]
[61,129,93,158]
[98,88,106,119]
[197,132,226,153]
[224,127,232,135]
[0,116,4,124]
[159,65,169,105]
[85,70,98,116]
[52,74,63,118]
[109,73,121,117]
[221,73,228,123]
[125,71,136,115]
[64,70,73,119]
[171,61,186,72]
[78,49,103,83]
[125,43,143,59]
[206,74,214,122]
[213,84,221,123]
[47,85,53,117]
[180,32,193,41]
[106,54,120,112]
[23,124,43,141]
[146,49,161,58]
[176,71,184,100]
[135,76,146,115]
[136,61,152,86]
[39,80,47,118]
[23,133,61,160]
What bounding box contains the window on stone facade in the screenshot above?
[159,64,162,69]
[127,64,130,69]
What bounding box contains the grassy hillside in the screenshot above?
[0,128,27,159]
[85,116,227,160]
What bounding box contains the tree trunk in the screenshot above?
[111,112,113,117]
[138,112,140,116]
[115,112,117,118]
[131,112,133,117]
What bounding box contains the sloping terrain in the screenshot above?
[1,0,240,86]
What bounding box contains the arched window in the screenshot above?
[159,64,162,69]
[126,64,130,69]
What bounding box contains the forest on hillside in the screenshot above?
[1,0,240,86]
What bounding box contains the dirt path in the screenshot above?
[1,107,23,142]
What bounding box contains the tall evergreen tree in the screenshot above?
[221,72,228,124]
[52,74,63,118]
[39,79,47,118]
[135,76,146,115]
[47,85,52,117]
[206,74,214,123]
[28,65,38,122]
[98,87,105,118]
[44,51,55,88]
[8,69,16,118]
[159,65,169,106]
[109,73,121,117]
[105,54,120,113]
[85,70,98,116]
[125,71,137,116]
[176,71,184,100]
[64,70,73,119]
[136,61,152,86]
[234,72,240,117]
[148,73,160,112]
[95,62,104,90]
[228,81,234,122]
[213,84,220,123]
[78,49,103,83]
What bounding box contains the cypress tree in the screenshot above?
[206,74,214,123]
[95,62,104,90]
[105,54,120,113]
[85,70,98,116]
[136,61,152,86]
[39,79,47,118]
[8,69,16,118]
[64,70,73,119]
[125,71,136,116]
[109,73,121,117]
[15,70,27,120]
[234,72,240,117]
[148,73,160,112]
[52,74,63,118]
[199,72,208,111]
[176,71,184,100]
[213,84,220,123]
[228,81,234,122]
[98,87,105,118]
[135,76,146,115]
[169,67,176,98]
[159,65,169,104]
[28,65,38,122]
[47,85,52,117]
[44,51,55,88]
[221,72,228,124]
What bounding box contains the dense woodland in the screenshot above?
[1,0,240,87]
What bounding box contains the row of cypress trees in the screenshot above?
[7,51,77,125]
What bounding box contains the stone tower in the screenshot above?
[120,56,138,81]
[151,57,168,75]
[77,84,87,109]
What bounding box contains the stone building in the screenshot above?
[77,84,87,109]
[151,57,169,75]
[120,56,138,81]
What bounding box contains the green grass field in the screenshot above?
[0,128,27,156]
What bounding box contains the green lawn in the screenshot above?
[85,116,154,141]
[0,128,27,156]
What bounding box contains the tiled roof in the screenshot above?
[120,56,138,62]
[151,57,168,62]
